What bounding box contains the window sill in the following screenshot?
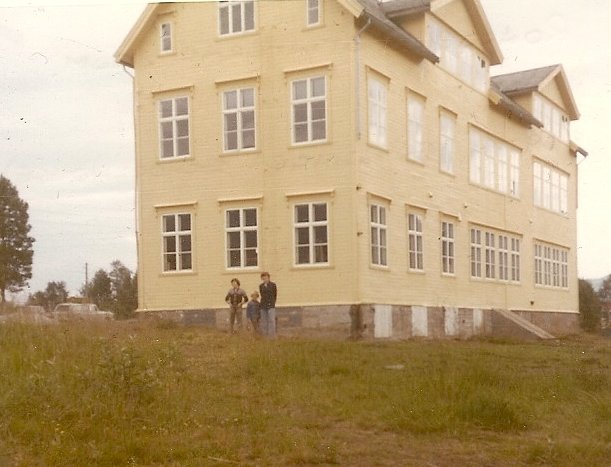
[216,30,258,41]
[407,269,425,275]
[160,270,197,278]
[439,169,456,178]
[370,264,390,272]
[291,263,333,271]
[159,50,176,58]
[366,142,389,153]
[406,156,425,166]
[157,155,194,164]
[289,139,331,149]
[303,23,324,32]
[220,149,260,157]
[469,181,520,200]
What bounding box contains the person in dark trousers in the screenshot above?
[245,291,261,336]
[225,278,248,333]
[258,272,277,337]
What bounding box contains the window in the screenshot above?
[469,127,520,196]
[225,208,258,269]
[222,88,256,152]
[292,76,326,144]
[407,93,425,162]
[535,242,568,288]
[159,97,189,159]
[511,238,521,282]
[370,204,387,266]
[533,94,570,143]
[484,232,496,279]
[439,110,455,174]
[219,1,255,36]
[441,221,454,275]
[533,161,569,214]
[160,23,172,53]
[471,227,520,283]
[368,77,387,148]
[306,0,320,26]
[162,214,192,272]
[426,16,489,93]
[498,235,509,281]
[408,213,424,271]
[470,228,482,278]
[294,202,328,265]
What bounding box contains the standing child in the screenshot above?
[225,278,248,333]
[246,291,261,336]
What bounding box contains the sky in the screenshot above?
[1,0,610,301]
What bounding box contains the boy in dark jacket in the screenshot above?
[225,278,248,333]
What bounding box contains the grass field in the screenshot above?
[0,318,609,466]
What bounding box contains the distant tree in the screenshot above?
[109,260,137,319]
[598,274,611,302]
[0,175,35,306]
[578,279,601,333]
[28,281,69,312]
[83,269,113,312]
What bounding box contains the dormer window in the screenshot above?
[160,23,172,53]
[219,1,255,36]
[533,94,570,142]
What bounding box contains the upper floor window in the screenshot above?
[226,208,258,269]
[370,204,387,266]
[160,23,172,53]
[306,0,320,26]
[469,127,520,197]
[294,202,328,265]
[222,87,256,152]
[162,213,192,272]
[159,97,189,159]
[368,76,387,148]
[439,110,455,174]
[426,16,489,93]
[533,161,568,214]
[291,76,326,144]
[407,93,425,162]
[219,1,255,36]
[533,94,570,143]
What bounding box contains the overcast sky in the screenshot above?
[1,0,610,300]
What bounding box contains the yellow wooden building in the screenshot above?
[115,0,586,338]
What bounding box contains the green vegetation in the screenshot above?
[0,320,609,466]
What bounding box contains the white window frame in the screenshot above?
[158,97,190,159]
[470,228,482,278]
[291,76,327,145]
[294,202,329,266]
[222,87,256,152]
[469,127,520,197]
[408,213,424,271]
[534,242,568,289]
[484,232,496,279]
[441,221,455,275]
[407,93,425,162]
[306,0,321,27]
[218,0,255,36]
[511,238,521,283]
[225,207,258,269]
[533,160,569,214]
[162,213,193,272]
[533,94,570,143]
[368,76,388,148]
[498,235,509,281]
[439,110,455,174]
[370,204,387,267]
[160,22,172,53]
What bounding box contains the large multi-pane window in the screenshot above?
[291,76,326,144]
[535,243,568,288]
[306,0,320,26]
[159,97,189,159]
[370,204,387,266]
[294,202,328,265]
[225,208,258,269]
[426,17,489,93]
[408,213,424,271]
[222,87,256,152]
[533,94,570,142]
[407,93,425,162]
[219,1,255,36]
[533,161,568,214]
[162,213,192,272]
[469,127,520,197]
[441,221,455,275]
[439,110,455,174]
[471,227,521,283]
[368,77,387,148]
[160,23,172,53]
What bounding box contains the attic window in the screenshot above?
[161,23,172,53]
[219,1,255,36]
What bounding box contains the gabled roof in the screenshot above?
[491,64,580,120]
[488,83,542,129]
[350,0,438,62]
[380,0,503,65]
[114,4,157,67]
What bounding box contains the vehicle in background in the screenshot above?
[52,303,113,320]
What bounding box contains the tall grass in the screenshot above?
[0,320,609,466]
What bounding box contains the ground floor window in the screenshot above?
[441,221,455,275]
[534,242,568,288]
[225,207,258,269]
[294,202,328,265]
[370,204,387,266]
[162,213,192,272]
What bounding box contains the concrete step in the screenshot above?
[494,308,555,340]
